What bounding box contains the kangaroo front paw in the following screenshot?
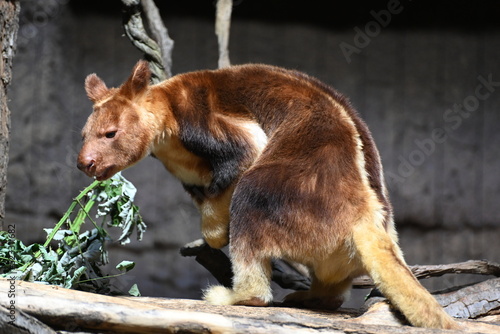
[203,285,270,306]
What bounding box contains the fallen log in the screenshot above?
[0,305,57,334]
[437,278,500,319]
[358,278,500,321]
[0,279,233,334]
[351,300,500,334]
[0,278,499,334]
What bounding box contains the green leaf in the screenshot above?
[29,263,43,281]
[43,229,73,241]
[65,266,87,289]
[128,283,141,297]
[42,249,59,263]
[116,260,135,272]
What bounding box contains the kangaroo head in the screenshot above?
[77,60,155,180]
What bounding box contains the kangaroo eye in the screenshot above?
[105,131,117,139]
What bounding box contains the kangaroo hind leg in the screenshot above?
[203,244,273,306]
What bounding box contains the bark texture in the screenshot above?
[0,278,499,334]
[0,0,20,229]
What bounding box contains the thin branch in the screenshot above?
[411,260,500,278]
[215,0,232,68]
[121,0,166,83]
[141,0,174,78]
[353,260,500,289]
[271,259,311,291]
[180,239,312,290]
[181,240,500,292]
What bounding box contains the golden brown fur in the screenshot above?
[78,61,458,329]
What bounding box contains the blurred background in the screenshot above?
[6,0,500,306]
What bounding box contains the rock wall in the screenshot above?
[5,1,500,302]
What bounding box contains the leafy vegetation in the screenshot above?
[0,173,146,296]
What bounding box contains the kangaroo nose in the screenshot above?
[77,157,95,172]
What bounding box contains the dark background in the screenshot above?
[6,0,500,305]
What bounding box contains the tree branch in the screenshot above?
[121,0,166,83]
[0,0,20,230]
[181,239,500,293]
[215,0,232,68]
[180,239,233,288]
[180,239,313,291]
[353,260,500,289]
[141,0,174,78]
[412,260,500,278]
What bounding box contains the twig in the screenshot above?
[215,0,232,68]
[141,0,174,78]
[121,0,166,83]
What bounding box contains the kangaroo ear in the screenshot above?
[85,74,109,103]
[120,60,151,99]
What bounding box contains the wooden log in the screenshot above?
[436,277,500,319]
[360,279,500,322]
[0,278,499,333]
[352,300,500,334]
[0,279,232,333]
[0,305,57,334]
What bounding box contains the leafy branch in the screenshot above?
[0,173,146,296]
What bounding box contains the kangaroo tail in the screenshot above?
[352,219,459,329]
